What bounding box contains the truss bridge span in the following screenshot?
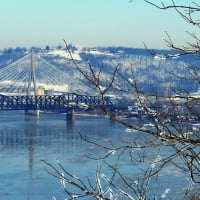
[0,93,113,112]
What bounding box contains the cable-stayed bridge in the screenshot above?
[0,52,113,114]
[0,52,95,95]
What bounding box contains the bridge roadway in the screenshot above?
[0,93,114,112]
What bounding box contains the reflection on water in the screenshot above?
[0,111,190,200]
[0,111,122,200]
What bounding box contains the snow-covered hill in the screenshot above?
[0,45,198,96]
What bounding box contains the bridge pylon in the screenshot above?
[27,51,37,96]
[25,51,39,117]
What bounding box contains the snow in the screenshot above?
[86,49,114,56]
[154,54,166,60]
[47,49,82,61]
[47,48,114,61]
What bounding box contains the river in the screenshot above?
[0,111,190,200]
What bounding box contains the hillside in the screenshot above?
[0,46,198,96]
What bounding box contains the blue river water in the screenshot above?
[0,111,191,200]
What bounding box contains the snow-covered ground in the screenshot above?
[47,49,82,61]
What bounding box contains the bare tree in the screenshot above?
[144,0,200,56]
[43,1,200,199]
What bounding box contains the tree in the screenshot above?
[44,1,200,199]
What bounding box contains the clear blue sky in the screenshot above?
[0,0,196,50]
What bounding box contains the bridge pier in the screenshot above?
[25,110,40,117]
[66,110,75,121]
[110,109,118,118]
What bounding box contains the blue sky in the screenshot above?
[0,0,196,49]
